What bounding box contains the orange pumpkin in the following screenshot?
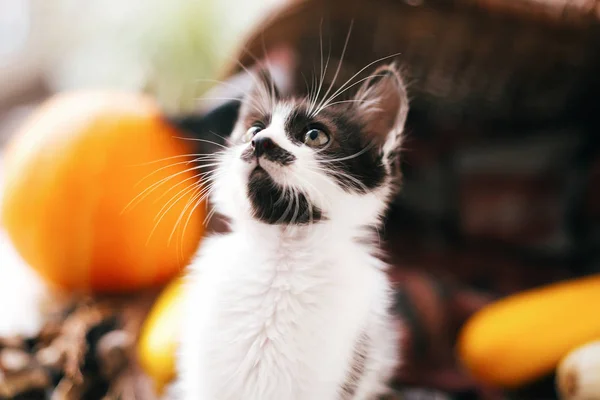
[1,91,205,292]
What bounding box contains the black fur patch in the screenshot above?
[247,168,323,224]
[284,108,312,145]
[285,105,387,193]
[166,99,240,150]
[319,110,386,193]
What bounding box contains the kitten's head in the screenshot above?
[212,63,408,228]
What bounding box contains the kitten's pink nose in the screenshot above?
[251,137,275,157]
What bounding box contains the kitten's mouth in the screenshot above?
[250,165,268,176]
[246,163,323,225]
[250,159,280,179]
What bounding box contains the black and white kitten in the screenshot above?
[178,62,409,400]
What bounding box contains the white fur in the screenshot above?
[178,95,403,399]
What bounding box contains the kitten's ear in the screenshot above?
[254,67,281,100]
[239,67,280,118]
[354,63,408,157]
[235,46,295,132]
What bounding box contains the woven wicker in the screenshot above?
[217,0,600,292]
[226,0,600,128]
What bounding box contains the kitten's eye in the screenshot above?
[304,128,329,147]
[243,125,263,143]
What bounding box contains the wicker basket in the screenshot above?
[221,0,600,293]
[228,0,600,128]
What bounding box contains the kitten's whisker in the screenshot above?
[310,162,369,193]
[291,174,324,225]
[192,175,222,206]
[329,168,369,192]
[280,188,295,229]
[291,188,300,226]
[317,99,371,111]
[188,176,221,207]
[188,156,225,164]
[300,72,312,105]
[232,60,271,115]
[175,183,211,259]
[169,181,214,245]
[153,182,200,223]
[259,38,278,116]
[153,169,215,205]
[307,64,317,116]
[219,44,277,115]
[305,164,345,195]
[203,206,218,227]
[195,179,220,205]
[174,136,229,150]
[318,142,374,163]
[189,153,226,159]
[174,190,200,261]
[313,20,353,116]
[273,184,289,208]
[306,20,323,116]
[236,43,263,66]
[123,163,219,214]
[335,172,369,193]
[314,73,387,115]
[132,159,196,189]
[134,157,218,189]
[293,171,327,209]
[310,18,331,116]
[128,152,219,167]
[178,186,216,260]
[316,18,324,115]
[208,130,232,145]
[374,223,382,249]
[256,18,291,115]
[176,173,221,245]
[274,185,293,225]
[146,183,201,246]
[315,53,401,114]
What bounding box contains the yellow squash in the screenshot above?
[458,274,600,388]
[138,277,185,394]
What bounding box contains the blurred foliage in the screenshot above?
[39,0,279,113]
[139,0,223,113]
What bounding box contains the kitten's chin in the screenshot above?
[245,167,323,225]
[249,165,268,178]
[245,158,284,186]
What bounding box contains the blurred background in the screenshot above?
[0,0,281,332]
[0,0,284,118]
[1,0,600,399]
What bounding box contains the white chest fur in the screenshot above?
[178,224,399,400]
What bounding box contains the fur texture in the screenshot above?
[178,63,409,400]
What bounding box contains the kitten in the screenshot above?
[177,62,409,400]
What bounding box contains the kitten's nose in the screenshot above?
[251,137,275,158]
